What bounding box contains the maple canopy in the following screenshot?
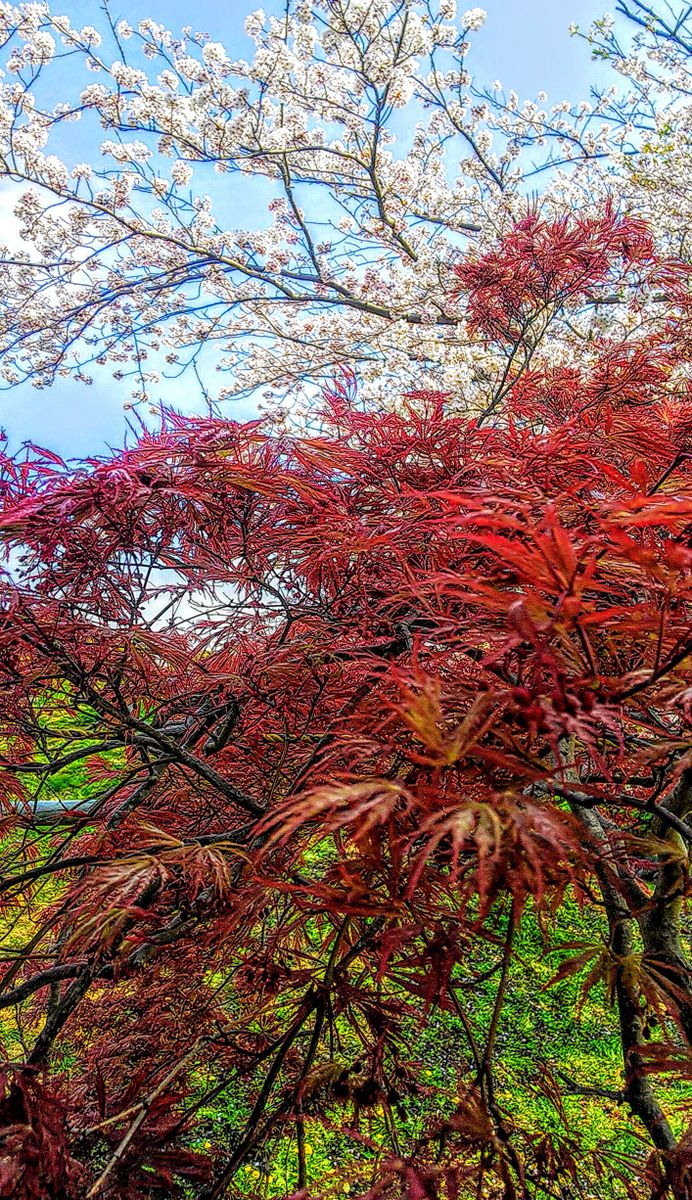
[0,207,691,1199]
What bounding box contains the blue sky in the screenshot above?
[1,0,612,460]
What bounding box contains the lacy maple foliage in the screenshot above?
[0,210,691,1199]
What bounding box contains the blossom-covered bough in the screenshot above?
[0,0,634,416]
[566,2,692,251]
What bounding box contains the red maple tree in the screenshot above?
[0,207,690,1199]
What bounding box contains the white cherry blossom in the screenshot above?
[0,0,680,424]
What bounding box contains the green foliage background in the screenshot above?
[1,714,690,1198]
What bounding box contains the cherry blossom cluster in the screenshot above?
[0,0,683,419]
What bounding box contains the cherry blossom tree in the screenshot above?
[0,206,691,1199]
[565,2,692,254]
[0,0,625,417]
